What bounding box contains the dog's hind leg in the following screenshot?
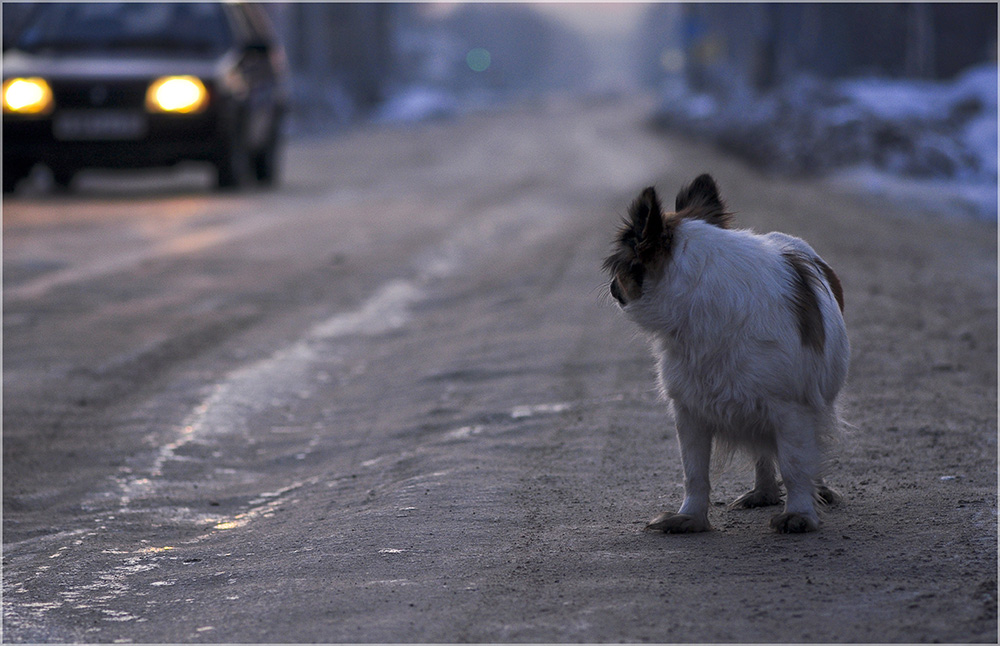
[815,479,842,505]
[769,404,822,533]
[730,456,783,509]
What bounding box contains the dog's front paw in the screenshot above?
[645,512,711,533]
[729,487,783,509]
[769,512,819,533]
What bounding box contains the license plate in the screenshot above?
[53,110,148,141]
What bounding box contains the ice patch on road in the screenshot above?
[118,276,432,506]
[35,212,484,637]
[310,280,422,339]
[511,402,572,419]
[111,230,468,517]
[444,425,484,440]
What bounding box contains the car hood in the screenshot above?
[2,49,238,82]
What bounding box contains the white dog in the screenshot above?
[603,174,849,533]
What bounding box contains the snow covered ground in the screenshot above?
[654,64,998,220]
[826,166,998,222]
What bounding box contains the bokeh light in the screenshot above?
[466,48,491,72]
[2,77,53,114]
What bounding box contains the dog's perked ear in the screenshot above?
[603,186,672,306]
[628,186,664,262]
[675,173,732,229]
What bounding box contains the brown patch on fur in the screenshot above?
[674,173,733,229]
[783,251,826,353]
[815,258,845,312]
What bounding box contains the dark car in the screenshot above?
[2,2,288,192]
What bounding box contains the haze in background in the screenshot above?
[533,3,647,93]
[2,2,994,217]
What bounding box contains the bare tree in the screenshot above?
[905,3,935,79]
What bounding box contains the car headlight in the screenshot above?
[145,76,207,113]
[3,77,54,115]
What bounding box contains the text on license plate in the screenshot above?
[53,111,148,141]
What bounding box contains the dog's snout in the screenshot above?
[610,279,625,305]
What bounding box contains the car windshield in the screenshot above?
[15,3,234,55]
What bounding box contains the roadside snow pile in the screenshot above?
[372,86,460,124]
[654,64,998,189]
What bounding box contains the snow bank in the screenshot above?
[371,86,460,124]
[654,65,998,219]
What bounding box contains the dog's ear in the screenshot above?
[675,174,720,211]
[629,187,664,261]
[675,174,732,228]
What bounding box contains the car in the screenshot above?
[2,2,289,192]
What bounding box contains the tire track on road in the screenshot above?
[3,188,365,303]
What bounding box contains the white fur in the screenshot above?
[625,219,849,532]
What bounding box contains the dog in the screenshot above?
[603,174,849,533]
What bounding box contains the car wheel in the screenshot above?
[253,127,281,187]
[215,124,253,191]
[3,160,30,193]
[51,166,76,192]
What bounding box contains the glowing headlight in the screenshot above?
[3,77,54,114]
[146,76,207,113]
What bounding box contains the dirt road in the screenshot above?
[3,96,996,642]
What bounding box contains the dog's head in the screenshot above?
[602,173,731,307]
